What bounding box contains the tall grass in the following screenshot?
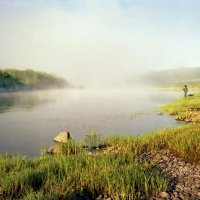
[105,124,200,164]
[0,151,167,199]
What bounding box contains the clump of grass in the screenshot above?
[60,140,82,155]
[2,169,47,195]
[84,129,101,149]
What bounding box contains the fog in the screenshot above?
[0,0,200,88]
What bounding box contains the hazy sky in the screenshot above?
[0,0,200,87]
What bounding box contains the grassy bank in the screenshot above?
[0,94,200,199]
[161,93,200,122]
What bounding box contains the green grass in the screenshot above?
[105,124,200,164]
[0,151,167,199]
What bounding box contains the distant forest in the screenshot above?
[128,67,200,88]
[0,69,69,91]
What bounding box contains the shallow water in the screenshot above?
[0,89,182,157]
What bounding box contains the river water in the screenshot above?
[0,89,182,157]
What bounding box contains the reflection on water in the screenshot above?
[0,89,182,157]
[0,92,52,113]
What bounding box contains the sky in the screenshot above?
[0,0,200,87]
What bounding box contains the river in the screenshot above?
[0,89,182,157]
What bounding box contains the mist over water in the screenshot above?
[0,89,182,157]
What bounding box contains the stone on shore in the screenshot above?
[53,131,71,143]
[47,144,62,154]
[160,191,170,199]
[143,150,200,200]
[48,131,72,154]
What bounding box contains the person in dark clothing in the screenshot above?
[183,85,188,98]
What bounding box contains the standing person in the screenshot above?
[183,85,188,98]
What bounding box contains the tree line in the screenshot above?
[0,69,69,91]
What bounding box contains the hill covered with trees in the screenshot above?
[0,69,69,91]
[127,67,200,88]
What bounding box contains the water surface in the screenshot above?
[0,89,182,156]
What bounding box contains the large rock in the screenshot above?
[53,131,71,143]
[47,144,62,154]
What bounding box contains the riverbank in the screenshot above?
[0,94,199,200]
[161,93,200,122]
